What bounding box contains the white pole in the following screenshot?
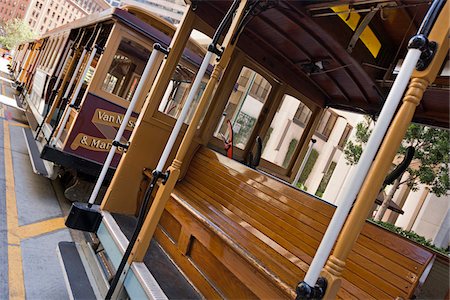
[292,139,316,186]
[87,47,165,205]
[155,51,213,172]
[53,47,98,144]
[303,48,422,286]
[50,48,87,146]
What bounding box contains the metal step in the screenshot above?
[57,241,98,300]
[22,127,48,177]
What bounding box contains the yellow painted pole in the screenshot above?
[131,0,249,262]
[321,2,449,298]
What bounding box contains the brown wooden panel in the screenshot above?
[361,223,434,266]
[159,210,181,244]
[197,149,335,217]
[175,183,305,284]
[189,237,258,299]
[154,226,222,299]
[339,278,374,300]
[347,250,413,294]
[352,241,419,284]
[185,166,320,259]
[356,233,427,274]
[151,147,434,299]
[191,156,329,234]
[165,197,292,298]
[343,260,405,299]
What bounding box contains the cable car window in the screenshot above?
[101,37,151,100]
[261,94,312,168]
[158,65,206,125]
[214,67,272,150]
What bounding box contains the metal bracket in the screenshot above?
[68,103,80,110]
[407,34,438,71]
[231,0,278,45]
[154,43,170,58]
[112,140,130,151]
[151,169,170,185]
[296,277,327,300]
[347,4,382,53]
[95,44,104,54]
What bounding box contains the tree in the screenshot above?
[0,19,36,50]
[344,119,449,221]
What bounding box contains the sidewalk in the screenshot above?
[0,57,73,300]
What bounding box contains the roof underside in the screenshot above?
[192,0,449,128]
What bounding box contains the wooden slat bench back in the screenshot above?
[152,147,435,299]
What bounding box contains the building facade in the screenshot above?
[0,0,29,23]
[0,0,110,35]
[105,0,185,24]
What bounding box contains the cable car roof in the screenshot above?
[190,0,449,128]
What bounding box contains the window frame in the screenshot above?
[207,58,279,163]
[89,24,154,113]
[257,87,320,179]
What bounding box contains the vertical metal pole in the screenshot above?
[49,47,87,146]
[35,44,74,139]
[52,46,98,144]
[155,51,213,172]
[301,0,447,293]
[87,45,165,205]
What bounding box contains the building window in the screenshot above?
[316,109,338,141]
[261,94,312,168]
[293,102,312,126]
[338,124,352,149]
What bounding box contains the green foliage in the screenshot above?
[344,118,449,197]
[282,138,298,168]
[344,116,373,165]
[0,19,36,50]
[233,112,256,147]
[296,182,307,191]
[316,161,337,198]
[298,148,319,184]
[370,219,449,255]
[400,124,449,196]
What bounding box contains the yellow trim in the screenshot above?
[331,5,360,30]
[17,217,66,240]
[9,123,31,128]
[360,27,381,58]
[332,5,381,58]
[4,119,25,299]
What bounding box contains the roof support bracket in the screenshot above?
[346,4,382,53]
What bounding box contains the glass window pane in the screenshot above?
[158,67,206,125]
[102,38,151,100]
[262,94,312,168]
[214,67,272,150]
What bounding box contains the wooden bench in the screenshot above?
[152,147,435,299]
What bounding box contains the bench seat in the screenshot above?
[152,147,434,299]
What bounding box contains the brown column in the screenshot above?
[100,5,197,213]
[321,3,449,298]
[130,0,249,262]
